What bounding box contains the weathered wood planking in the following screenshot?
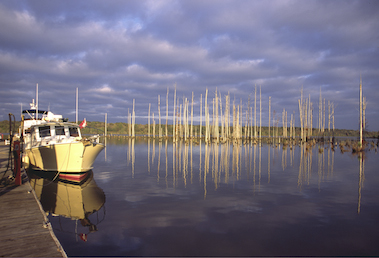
[0,145,66,257]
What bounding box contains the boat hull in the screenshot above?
[26,141,104,172]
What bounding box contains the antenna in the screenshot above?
[36,83,38,120]
[76,87,78,123]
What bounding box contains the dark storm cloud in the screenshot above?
[0,0,378,130]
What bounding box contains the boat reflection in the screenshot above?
[28,169,106,241]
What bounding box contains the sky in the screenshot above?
[0,0,378,131]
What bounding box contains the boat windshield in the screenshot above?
[39,126,51,137]
[55,126,65,136]
[69,127,79,137]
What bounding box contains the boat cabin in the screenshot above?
[26,123,82,149]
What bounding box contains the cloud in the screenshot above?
[96,85,113,93]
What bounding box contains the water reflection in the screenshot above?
[357,152,365,214]
[134,139,347,199]
[121,138,374,216]
[50,137,378,256]
[28,170,106,242]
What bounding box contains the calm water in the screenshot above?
[31,138,379,257]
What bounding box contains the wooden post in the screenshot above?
[166,87,169,138]
[323,98,325,134]
[219,92,224,142]
[319,87,322,133]
[299,87,304,142]
[282,108,285,138]
[105,113,107,137]
[132,99,135,137]
[158,95,162,138]
[191,92,194,139]
[308,94,312,138]
[173,84,176,141]
[309,100,312,138]
[328,100,331,132]
[293,112,295,139]
[245,110,248,140]
[250,106,253,140]
[183,98,189,141]
[332,103,335,132]
[212,98,215,141]
[285,110,288,138]
[148,103,151,137]
[259,86,262,139]
[128,108,131,136]
[268,96,271,139]
[247,96,250,140]
[152,113,155,138]
[306,97,309,138]
[225,93,230,139]
[240,99,243,140]
[359,76,363,146]
[200,94,202,138]
[205,89,209,143]
[363,97,366,131]
[215,89,219,142]
[254,85,257,138]
[179,103,182,139]
[290,113,293,140]
[232,99,236,140]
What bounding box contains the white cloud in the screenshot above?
[96,85,113,93]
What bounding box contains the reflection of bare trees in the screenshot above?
[183,140,188,187]
[121,136,370,216]
[297,143,313,190]
[132,139,346,199]
[268,144,271,183]
[357,153,365,214]
[221,142,230,184]
[204,143,209,198]
[127,138,135,178]
[157,140,162,182]
[296,141,338,191]
[232,142,240,183]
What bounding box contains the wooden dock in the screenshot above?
[0,144,67,257]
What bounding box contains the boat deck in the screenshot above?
[0,144,66,257]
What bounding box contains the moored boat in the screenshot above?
[20,99,104,173]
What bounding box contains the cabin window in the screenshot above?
[55,126,65,136]
[69,127,79,137]
[39,126,51,137]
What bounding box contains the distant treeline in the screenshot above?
[1,120,376,138]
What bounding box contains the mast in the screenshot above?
[105,113,107,137]
[76,87,79,123]
[36,83,38,120]
[359,76,363,146]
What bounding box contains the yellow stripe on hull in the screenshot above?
[27,142,104,172]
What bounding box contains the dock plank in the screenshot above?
[0,145,66,257]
